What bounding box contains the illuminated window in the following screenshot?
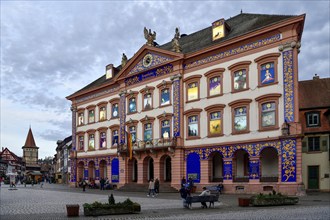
[144,93,152,110]
[88,110,95,123]
[99,106,106,121]
[144,123,152,141]
[260,63,275,85]
[161,120,170,139]
[88,134,95,150]
[234,107,247,132]
[79,136,84,150]
[188,116,198,137]
[233,70,247,91]
[112,130,118,146]
[210,112,221,135]
[261,102,276,127]
[209,76,221,96]
[255,53,280,87]
[188,83,198,101]
[205,104,225,137]
[128,98,137,113]
[112,103,119,118]
[160,89,170,106]
[228,61,251,93]
[100,132,107,149]
[78,112,84,126]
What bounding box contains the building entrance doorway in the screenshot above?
[308,166,319,190]
[165,156,171,182]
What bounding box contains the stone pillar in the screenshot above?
[223,158,233,183]
[153,156,160,181]
[200,158,209,185]
[119,91,127,145]
[171,74,183,146]
[70,105,77,187]
[137,158,144,184]
[171,149,185,189]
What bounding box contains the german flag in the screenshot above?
[127,132,133,160]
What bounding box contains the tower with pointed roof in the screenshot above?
[22,127,40,171]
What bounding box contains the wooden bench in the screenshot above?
[186,194,219,209]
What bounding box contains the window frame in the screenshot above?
[306,111,321,127]
[126,91,138,115]
[204,68,225,98]
[255,93,281,132]
[76,132,85,152]
[97,101,108,122]
[157,113,173,139]
[98,127,108,150]
[228,99,252,135]
[183,108,202,140]
[183,75,202,103]
[86,129,96,151]
[109,124,120,148]
[204,104,226,137]
[77,108,85,126]
[140,86,155,112]
[228,61,251,93]
[156,81,172,108]
[125,120,139,144]
[109,98,120,119]
[86,105,96,124]
[140,116,155,143]
[254,53,280,87]
[308,136,321,152]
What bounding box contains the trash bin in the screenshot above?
[66,204,79,217]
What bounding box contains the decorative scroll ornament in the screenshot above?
[121,53,128,68]
[171,27,182,53]
[144,27,156,46]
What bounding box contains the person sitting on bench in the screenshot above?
[199,186,211,208]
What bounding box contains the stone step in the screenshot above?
[118,183,178,193]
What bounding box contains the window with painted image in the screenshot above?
[187,82,198,101]
[99,106,106,121]
[112,130,118,146]
[160,88,170,106]
[88,134,95,150]
[100,132,107,148]
[78,112,84,126]
[128,98,137,113]
[233,70,247,91]
[112,103,119,118]
[79,136,84,150]
[88,110,95,123]
[210,112,221,135]
[161,120,170,139]
[261,102,276,127]
[234,107,247,131]
[144,93,152,110]
[209,76,221,96]
[129,126,136,143]
[144,123,152,141]
[188,116,198,137]
[260,63,275,85]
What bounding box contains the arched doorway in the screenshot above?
[77,161,84,182]
[209,151,223,182]
[99,160,107,179]
[88,161,95,181]
[128,158,138,182]
[143,156,154,182]
[233,149,249,182]
[159,155,172,182]
[260,147,278,182]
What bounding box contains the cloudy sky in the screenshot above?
[1,0,329,158]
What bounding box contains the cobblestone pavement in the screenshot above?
[1,183,329,220]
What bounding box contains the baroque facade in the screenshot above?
[67,12,306,195]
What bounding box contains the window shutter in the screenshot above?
[320,136,329,152]
[302,138,308,153]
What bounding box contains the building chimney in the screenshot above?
[313,74,320,80]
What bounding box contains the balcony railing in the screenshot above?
[118,137,177,154]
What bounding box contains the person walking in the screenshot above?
[100,177,105,190]
[147,179,155,197]
[179,186,188,208]
[199,186,211,208]
[154,178,160,195]
[82,179,87,192]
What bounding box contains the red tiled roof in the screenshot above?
[22,128,38,148]
[299,78,330,109]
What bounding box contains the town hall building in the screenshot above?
[67,12,306,195]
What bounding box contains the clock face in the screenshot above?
[142,54,153,67]
[212,25,224,40]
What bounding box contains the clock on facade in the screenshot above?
[142,54,153,68]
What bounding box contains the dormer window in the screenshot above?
[106,64,113,79]
[212,18,230,41]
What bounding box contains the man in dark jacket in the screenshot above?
[179,186,188,208]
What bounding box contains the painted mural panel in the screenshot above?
[111,158,119,183]
[186,153,200,183]
[261,62,275,84]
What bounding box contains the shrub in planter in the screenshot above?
[83,194,141,216]
[250,191,299,206]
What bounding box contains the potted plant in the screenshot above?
[250,190,299,206]
[83,194,141,216]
